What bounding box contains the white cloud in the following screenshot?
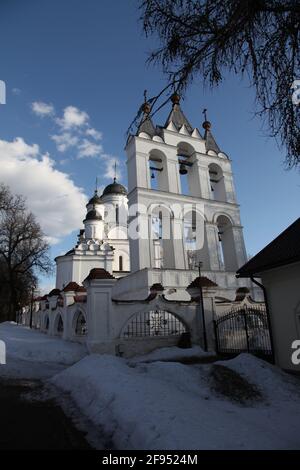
[0,137,87,244]
[77,139,103,158]
[31,101,55,117]
[56,106,89,129]
[86,127,103,140]
[12,88,21,95]
[51,132,79,152]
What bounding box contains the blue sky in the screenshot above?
[0,0,299,290]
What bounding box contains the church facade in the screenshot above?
[21,94,263,357]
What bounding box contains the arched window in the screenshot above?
[121,310,187,337]
[177,142,195,196]
[216,215,238,271]
[44,315,49,330]
[148,150,166,191]
[209,164,226,202]
[119,255,123,271]
[116,204,119,225]
[75,311,87,336]
[150,204,174,269]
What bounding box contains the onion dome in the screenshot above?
[202,120,212,131]
[86,189,102,207]
[102,178,127,197]
[83,209,102,222]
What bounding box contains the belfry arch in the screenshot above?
[148,203,175,269]
[184,208,209,270]
[148,149,167,192]
[209,163,226,202]
[177,141,195,196]
[216,215,239,271]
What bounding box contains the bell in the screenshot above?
[186,226,194,241]
[151,171,155,179]
[179,163,188,175]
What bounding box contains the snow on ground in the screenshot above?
[52,353,300,450]
[1,322,300,450]
[0,322,87,379]
[129,345,214,364]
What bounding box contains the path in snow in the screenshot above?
[0,322,109,450]
[0,378,92,450]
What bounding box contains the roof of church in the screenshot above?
[202,120,221,154]
[102,178,127,197]
[87,190,102,206]
[84,209,102,221]
[136,100,157,137]
[164,93,193,134]
[64,248,75,256]
[237,217,300,277]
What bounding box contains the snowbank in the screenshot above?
[129,345,213,364]
[0,322,87,378]
[216,353,300,402]
[52,353,300,450]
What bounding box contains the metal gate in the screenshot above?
[214,305,272,359]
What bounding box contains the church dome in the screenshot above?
[84,209,102,222]
[87,190,102,206]
[102,179,127,197]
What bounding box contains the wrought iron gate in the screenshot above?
[214,305,272,358]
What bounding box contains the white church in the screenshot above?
[22,93,264,357]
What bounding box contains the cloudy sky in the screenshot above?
[0,0,299,290]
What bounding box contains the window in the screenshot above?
[119,255,123,271]
[149,150,166,191]
[209,164,226,202]
[116,204,119,225]
[152,211,163,268]
[216,215,238,271]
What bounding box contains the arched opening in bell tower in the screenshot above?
[149,204,175,269]
[184,208,209,270]
[216,215,238,271]
[148,150,166,191]
[209,163,226,202]
[177,142,195,196]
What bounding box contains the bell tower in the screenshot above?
[125,93,248,291]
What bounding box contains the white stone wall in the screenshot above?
[261,261,300,372]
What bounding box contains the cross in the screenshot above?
[202,108,208,121]
[95,176,98,193]
[114,161,117,182]
[143,89,147,103]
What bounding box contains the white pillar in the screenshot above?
[206,223,222,270]
[83,275,116,353]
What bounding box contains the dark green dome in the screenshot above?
[87,190,102,206]
[84,209,102,222]
[102,179,127,197]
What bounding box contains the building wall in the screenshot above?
[262,261,300,372]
